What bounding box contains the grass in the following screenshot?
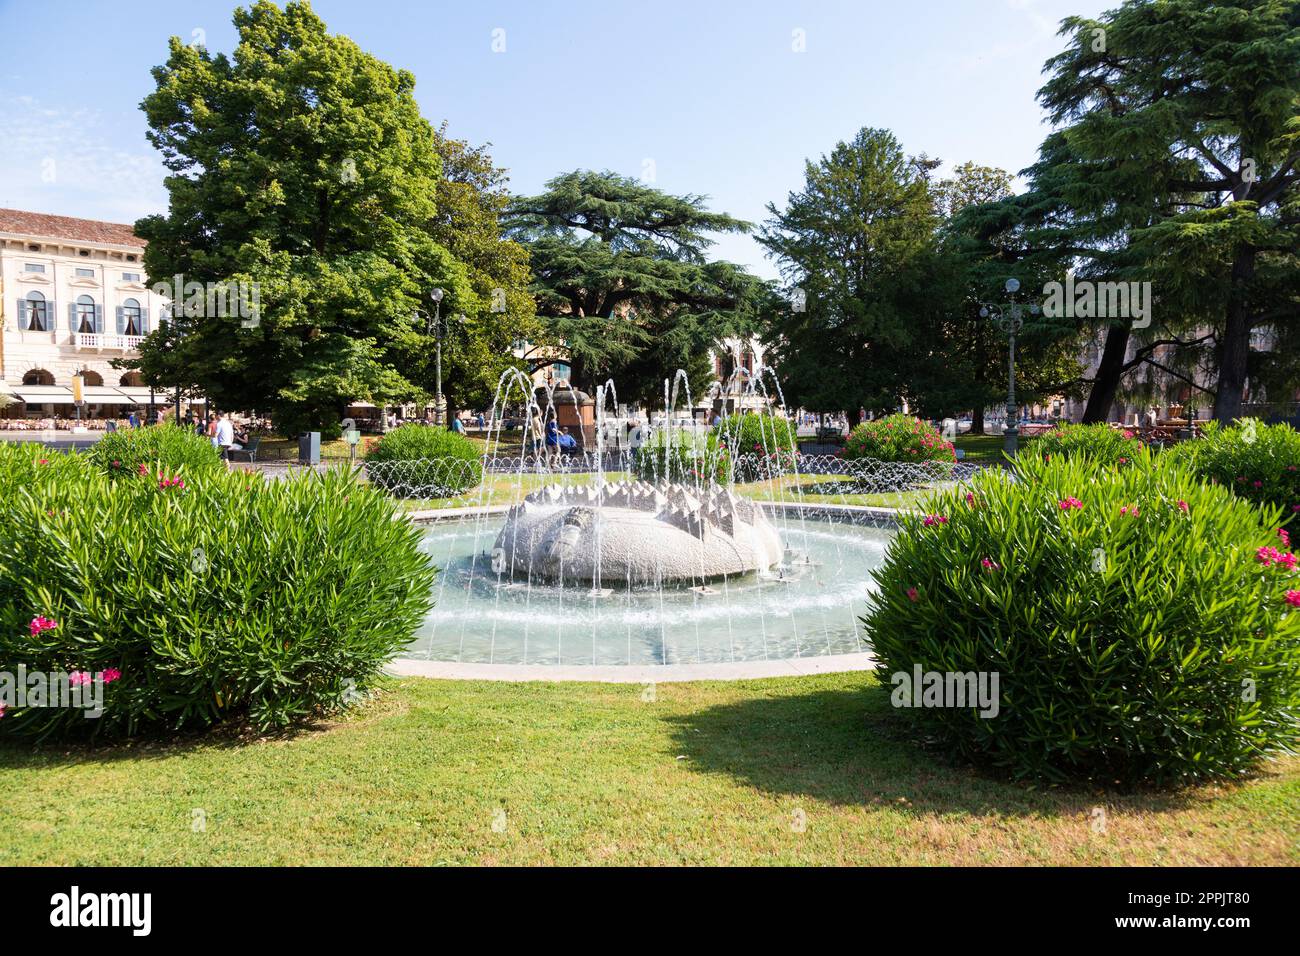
[2,673,1295,866]
[954,434,1009,464]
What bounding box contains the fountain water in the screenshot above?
[400,366,952,667]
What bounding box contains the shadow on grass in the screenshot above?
[663,685,1207,818]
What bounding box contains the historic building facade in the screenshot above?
[0,208,169,419]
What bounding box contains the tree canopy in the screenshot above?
[506,170,769,405]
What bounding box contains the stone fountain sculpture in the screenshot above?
[491,480,783,584]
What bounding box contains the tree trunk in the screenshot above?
[970,406,985,435]
[1212,248,1256,424]
[1082,323,1131,423]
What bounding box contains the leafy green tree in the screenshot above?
[1035,0,1300,423]
[757,128,942,421]
[134,0,473,435]
[934,165,1086,431]
[506,170,763,401]
[387,125,540,420]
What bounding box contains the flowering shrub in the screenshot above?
[864,450,1300,786]
[0,444,435,738]
[88,422,223,478]
[1031,422,1143,465]
[842,414,955,464]
[716,412,798,475]
[634,427,731,484]
[1165,419,1300,519]
[364,423,483,497]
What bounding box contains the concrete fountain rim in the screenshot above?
[395,499,896,683]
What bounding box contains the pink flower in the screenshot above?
[38,458,49,465]
[68,671,91,687]
[1058,497,1084,511]
[102,668,121,684]
[906,587,919,602]
[0,701,5,719]
[1177,500,1189,512]
[965,493,976,507]
[1253,481,1263,489]
[1293,505,1300,513]
[138,463,149,476]
[28,616,58,637]
[1256,547,1295,569]
[1119,505,1140,517]
[1118,457,1129,465]
[1279,528,1292,549]
[1286,590,1300,608]
[980,557,1000,571]
[922,514,948,527]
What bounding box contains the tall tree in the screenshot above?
[506,170,761,402]
[386,125,539,420]
[1036,0,1300,423]
[134,0,474,435]
[936,164,1085,431]
[757,127,941,420]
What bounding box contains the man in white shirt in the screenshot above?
[215,413,239,456]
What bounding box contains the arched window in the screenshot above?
[23,291,48,332]
[80,370,104,387]
[76,295,97,333]
[121,298,142,336]
[22,369,54,386]
[120,372,144,387]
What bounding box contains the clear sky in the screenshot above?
[0,0,1112,279]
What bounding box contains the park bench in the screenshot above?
[226,436,262,463]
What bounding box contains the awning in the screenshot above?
[13,386,73,403]
[81,387,137,406]
[115,387,160,403]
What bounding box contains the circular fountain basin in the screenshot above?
[406,511,893,667]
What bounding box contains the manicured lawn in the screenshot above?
[954,434,1009,464]
[2,673,1295,866]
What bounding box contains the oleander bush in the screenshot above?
[363,423,483,497]
[634,427,731,484]
[0,444,436,739]
[1165,419,1300,520]
[88,422,223,478]
[717,412,798,482]
[843,414,956,464]
[864,450,1300,786]
[1031,422,1143,465]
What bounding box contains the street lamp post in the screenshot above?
[979,278,1040,459]
[427,288,445,425]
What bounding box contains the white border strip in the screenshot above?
[387,651,877,683]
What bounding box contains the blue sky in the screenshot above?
[0,0,1111,279]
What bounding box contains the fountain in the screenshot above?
[395,365,947,667]
[491,480,783,584]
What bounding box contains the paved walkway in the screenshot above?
[387,651,877,683]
